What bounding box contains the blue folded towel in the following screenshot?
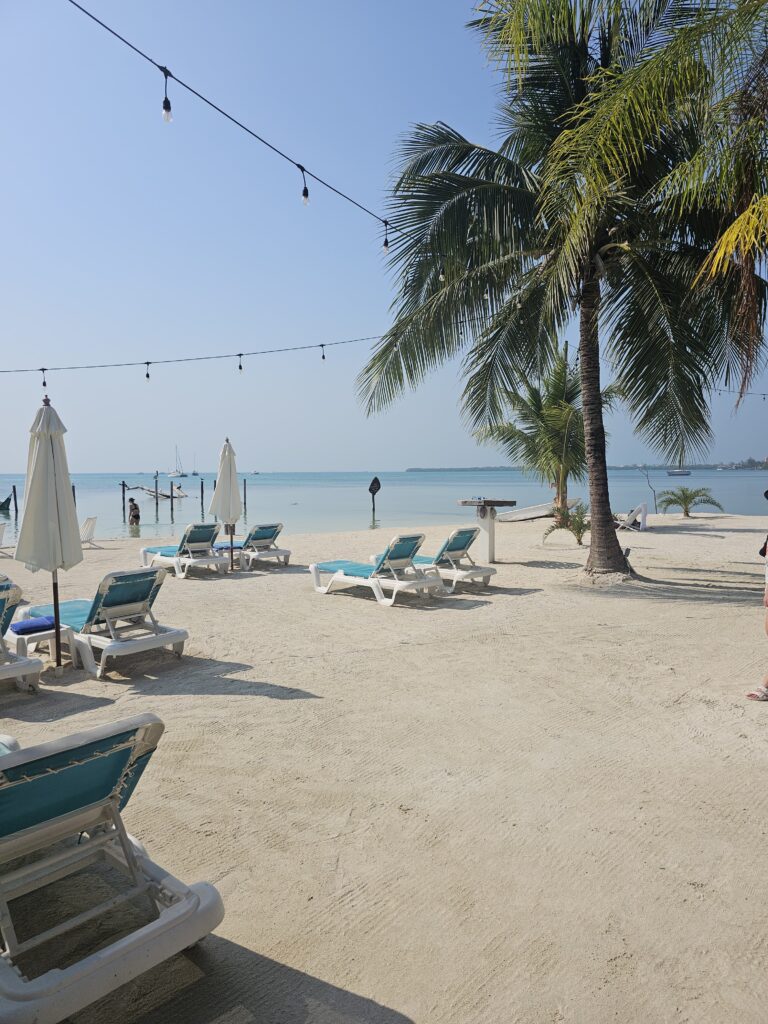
[10,616,56,636]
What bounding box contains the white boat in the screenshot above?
[666,468,691,476]
[168,446,187,479]
[497,499,576,523]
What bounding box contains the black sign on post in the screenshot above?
[369,476,381,520]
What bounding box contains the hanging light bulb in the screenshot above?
[438,265,446,283]
[297,164,309,205]
[383,220,390,254]
[238,354,243,372]
[320,345,326,361]
[160,67,173,123]
[40,368,47,388]
[145,362,151,381]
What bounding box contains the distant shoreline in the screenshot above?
[406,464,768,473]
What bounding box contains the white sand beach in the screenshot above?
[1,514,767,1024]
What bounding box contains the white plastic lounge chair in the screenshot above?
[617,503,648,531]
[23,568,188,680]
[215,522,291,569]
[372,526,496,593]
[0,582,43,693]
[140,522,228,578]
[0,523,11,557]
[0,713,225,1024]
[79,516,98,547]
[310,533,444,607]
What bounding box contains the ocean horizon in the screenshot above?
[1,467,766,541]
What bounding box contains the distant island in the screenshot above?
[612,458,768,471]
[407,458,768,473]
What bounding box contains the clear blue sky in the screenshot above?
[0,0,763,472]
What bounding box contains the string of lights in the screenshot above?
[64,0,402,251]
[2,324,767,397]
[0,335,385,385]
[716,388,768,400]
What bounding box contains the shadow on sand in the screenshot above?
[175,564,310,583]
[316,588,492,612]
[0,657,321,724]
[96,936,414,1024]
[0,687,116,724]
[599,569,762,606]
[517,559,583,570]
[125,660,321,700]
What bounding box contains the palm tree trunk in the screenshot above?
[579,274,628,573]
[554,469,568,526]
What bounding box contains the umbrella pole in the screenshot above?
[52,569,63,676]
[230,526,234,571]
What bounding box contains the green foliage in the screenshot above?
[533,0,768,395]
[358,1,766,463]
[657,486,725,517]
[477,351,618,501]
[543,501,591,545]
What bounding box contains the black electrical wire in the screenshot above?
[64,0,402,234]
[0,335,382,377]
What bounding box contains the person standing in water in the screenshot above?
[128,498,141,525]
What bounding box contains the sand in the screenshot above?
[1,514,767,1024]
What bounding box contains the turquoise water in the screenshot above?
[0,468,766,541]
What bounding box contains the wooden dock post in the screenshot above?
[243,478,247,512]
[200,478,204,514]
[11,485,18,517]
[170,480,174,520]
[71,484,77,507]
[121,481,126,521]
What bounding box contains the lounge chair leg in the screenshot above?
[77,641,99,679]
[173,641,185,658]
[96,653,108,680]
[15,672,39,693]
[371,580,395,606]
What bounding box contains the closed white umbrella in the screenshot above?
[209,437,242,570]
[15,397,83,673]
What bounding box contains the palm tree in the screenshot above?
[543,0,768,391]
[657,486,725,517]
[479,351,616,520]
[358,1,766,574]
[543,501,591,545]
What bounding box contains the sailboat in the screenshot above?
[191,453,199,477]
[168,446,187,478]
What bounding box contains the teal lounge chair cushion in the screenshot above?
[28,600,94,634]
[143,545,182,558]
[316,560,376,579]
[0,725,155,838]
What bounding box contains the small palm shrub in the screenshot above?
[543,502,591,546]
[657,487,724,518]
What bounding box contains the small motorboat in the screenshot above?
[497,499,577,522]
